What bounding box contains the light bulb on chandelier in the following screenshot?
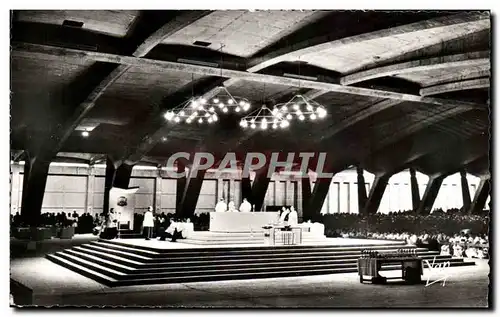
[274,94,328,122]
[240,105,289,131]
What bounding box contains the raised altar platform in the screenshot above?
[44,237,474,287]
[209,211,279,232]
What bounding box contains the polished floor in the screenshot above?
[10,255,488,307]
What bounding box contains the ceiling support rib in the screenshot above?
[12,42,487,110]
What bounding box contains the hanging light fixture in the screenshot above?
[273,94,328,121]
[163,73,219,125]
[240,105,290,130]
[273,57,328,122]
[204,86,252,114]
[166,44,252,119]
[163,98,219,125]
[202,43,252,114]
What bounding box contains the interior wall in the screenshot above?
[10,163,485,217]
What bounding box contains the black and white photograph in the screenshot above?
[7,6,492,308]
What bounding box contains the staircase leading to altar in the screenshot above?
[46,238,475,287]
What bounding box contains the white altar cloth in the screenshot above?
[209,212,279,232]
[178,223,194,238]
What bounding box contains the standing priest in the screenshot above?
[240,198,252,213]
[215,198,227,212]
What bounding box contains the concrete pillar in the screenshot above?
[177,168,207,219]
[356,166,368,212]
[285,180,291,206]
[469,177,490,214]
[301,176,312,216]
[460,170,471,212]
[417,175,445,214]
[86,167,95,215]
[305,175,333,221]
[252,168,271,212]
[103,156,134,213]
[363,174,390,215]
[241,177,253,204]
[216,177,224,201]
[11,164,21,214]
[20,155,51,226]
[409,168,420,211]
[175,162,186,212]
[229,179,236,201]
[113,164,134,189]
[155,171,162,213]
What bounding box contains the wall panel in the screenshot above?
[196,179,217,214]
[9,165,483,218]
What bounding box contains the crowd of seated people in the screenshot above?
[10,211,101,234]
[321,208,490,259]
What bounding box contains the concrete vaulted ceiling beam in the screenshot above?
[375,107,481,151]
[420,67,490,87]
[399,134,487,175]
[202,11,490,103]
[464,155,489,178]
[419,77,490,96]
[12,42,487,110]
[247,11,490,73]
[17,10,212,161]
[421,149,488,178]
[318,99,404,143]
[340,51,490,86]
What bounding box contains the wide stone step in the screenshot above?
[53,249,467,281]
[64,248,466,276]
[113,261,475,287]
[46,253,118,286]
[96,239,410,255]
[47,239,475,287]
[71,245,444,269]
[85,246,433,263]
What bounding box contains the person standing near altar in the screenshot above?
[228,200,237,212]
[279,207,290,224]
[99,208,118,239]
[288,206,298,226]
[142,206,154,240]
[215,198,227,213]
[239,198,252,213]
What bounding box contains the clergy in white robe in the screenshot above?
[142,207,154,240]
[288,206,298,226]
[239,198,252,213]
[279,208,290,223]
[228,201,237,212]
[215,198,227,213]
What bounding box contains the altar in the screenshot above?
[209,212,279,232]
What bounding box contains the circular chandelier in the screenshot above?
[272,94,328,122]
[163,87,252,125]
[163,98,219,125]
[240,105,290,130]
[206,86,252,114]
